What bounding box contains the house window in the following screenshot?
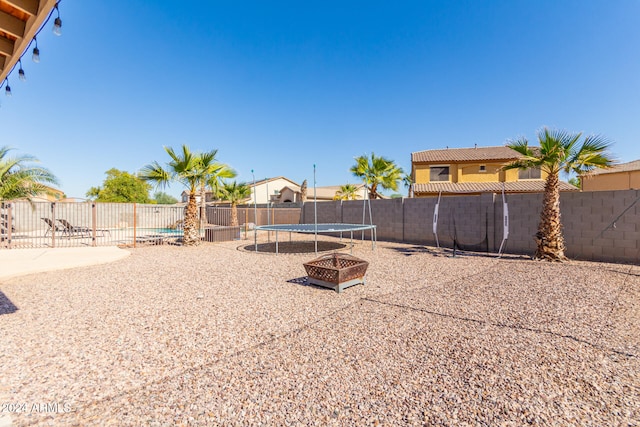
[479,165,486,172]
[518,168,541,180]
[430,166,450,182]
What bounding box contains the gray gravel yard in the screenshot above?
[0,239,638,426]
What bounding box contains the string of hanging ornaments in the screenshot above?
[1,1,63,100]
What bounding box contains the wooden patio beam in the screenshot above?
[0,36,15,56]
[0,9,26,39]
[3,0,39,17]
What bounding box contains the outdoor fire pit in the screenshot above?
[303,253,369,293]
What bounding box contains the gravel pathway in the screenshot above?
[0,238,638,426]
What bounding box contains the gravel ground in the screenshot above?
[0,236,638,426]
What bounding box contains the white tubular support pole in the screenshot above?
[313,164,318,254]
[498,185,509,257]
[433,191,441,248]
[252,170,258,252]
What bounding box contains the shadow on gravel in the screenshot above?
[0,290,18,315]
[364,297,638,359]
[287,276,355,293]
[388,245,531,261]
[388,245,489,258]
[242,241,347,254]
[286,276,319,290]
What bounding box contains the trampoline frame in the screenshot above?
[254,223,377,255]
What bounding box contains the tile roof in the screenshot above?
[250,176,300,188]
[411,146,522,163]
[280,184,367,200]
[413,181,578,194]
[584,160,640,175]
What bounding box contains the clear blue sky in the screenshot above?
[1,0,639,199]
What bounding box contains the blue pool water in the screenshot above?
[136,228,183,236]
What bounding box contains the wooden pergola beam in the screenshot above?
[0,36,15,56]
[3,0,39,17]
[0,10,26,39]
[0,0,57,82]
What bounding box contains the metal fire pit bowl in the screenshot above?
[303,253,369,293]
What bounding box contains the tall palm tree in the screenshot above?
[0,146,58,202]
[503,127,615,261]
[333,184,360,200]
[140,145,233,246]
[197,151,236,227]
[350,153,404,199]
[220,181,251,226]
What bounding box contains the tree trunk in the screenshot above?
[231,202,238,226]
[200,183,206,229]
[183,192,200,246]
[535,172,566,261]
[369,183,378,200]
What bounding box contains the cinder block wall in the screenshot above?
[301,190,640,263]
[562,190,640,263]
[402,197,438,245]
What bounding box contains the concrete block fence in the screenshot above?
[301,190,640,264]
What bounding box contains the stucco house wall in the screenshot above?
[582,170,640,191]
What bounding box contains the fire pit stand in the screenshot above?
[303,253,369,293]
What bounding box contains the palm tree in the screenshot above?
[333,184,360,200]
[140,145,233,246]
[402,173,413,198]
[0,146,58,202]
[299,179,308,203]
[196,151,236,227]
[503,127,615,261]
[350,153,404,199]
[220,181,252,226]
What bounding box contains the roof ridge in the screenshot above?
[411,145,510,154]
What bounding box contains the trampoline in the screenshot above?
[254,223,377,255]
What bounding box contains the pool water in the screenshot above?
[137,228,184,236]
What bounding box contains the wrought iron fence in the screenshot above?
[1,201,184,249]
[0,201,302,249]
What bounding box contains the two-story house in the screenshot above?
[411,145,577,196]
[580,159,640,191]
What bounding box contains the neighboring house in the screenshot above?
[278,184,367,202]
[411,145,578,196]
[248,177,301,204]
[580,160,640,191]
[181,176,300,205]
[26,186,66,202]
[181,177,369,204]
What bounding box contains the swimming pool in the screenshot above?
[135,228,184,236]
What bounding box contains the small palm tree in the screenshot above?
[197,151,236,226]
[402,173,413,198]
[299,179,308,202]
[220,181,252,226]
[0,146,58,202]
[503,127,615,261]
[333,184,360,200]
[350,153,403,199]
[140,145,234,246]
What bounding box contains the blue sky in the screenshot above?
[1,0,639,199]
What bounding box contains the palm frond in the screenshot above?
[0,146,59,201]
[139,161,172,189]
[565,134,616,174]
